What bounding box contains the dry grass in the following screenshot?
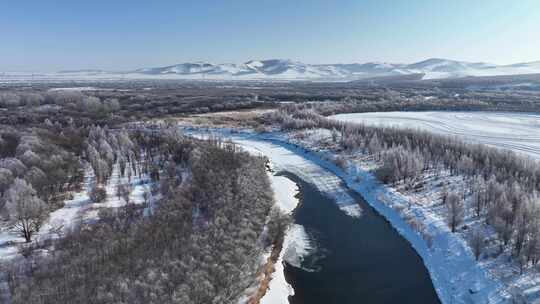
[161,109,275,129]
[247,237,284,304]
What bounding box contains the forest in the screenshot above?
[2,81,540,303]
[2,79,540,128]
[0,114,284,303]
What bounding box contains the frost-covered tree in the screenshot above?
[7,130,275,303]
[0,168,14,197]
[471,176,486,217]
[514,198,537,256]
[446,192,464,233]
[95,158,110,185]
[45,90,84,106]
[265,207,291,247]
[0,92,22,107]
[23,167,47,196]
[0,158,28,177]
[117,183,132,205]
[4,178,47,242]
[79,96,103,113]
[99,138,115,166]
[469,228,485,261]
[103,98,121,112]
[493,215,513,251]
[20,93,44,106]
[89,185,107,203]
[19,150,41,168]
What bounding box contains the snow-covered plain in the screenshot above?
[330,111,540,160]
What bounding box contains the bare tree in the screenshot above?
[117,183,132,205]
[469,228,485,260]
[89,185,107,203]
[4,178,47,242]
[472,176,486,217]
[446,192,465,233]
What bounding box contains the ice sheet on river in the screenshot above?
[232,137,362,218]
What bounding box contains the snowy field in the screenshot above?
[330,111,540,160]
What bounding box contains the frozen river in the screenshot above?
[233,135,440,304]
[329,111,540,159]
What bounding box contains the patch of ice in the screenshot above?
[270,175,299,214]
[282,224,313,269]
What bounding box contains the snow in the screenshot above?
[283,125,540,303]
[330,111,540,160]
[234,162,311,303]
[259,174,301,304]
[230,146,313,304]
[84,163,154,220]
[36,166,95,240]
[0,162,153,261]
[270,175,299,214]
[259,223,313,304]
[340,167,504,304]
[0,167,92,260]
[0,232,20,260]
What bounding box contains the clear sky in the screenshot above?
[1,0,539,71]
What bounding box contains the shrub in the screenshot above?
[89,185,107,203]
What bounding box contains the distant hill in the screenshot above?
[128,58,540,80]
[5,58,540,81]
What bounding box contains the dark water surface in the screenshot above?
[281,172,440,304]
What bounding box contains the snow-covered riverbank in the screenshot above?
[259,175,311,304]
[233,137,361,218]
[187,128,519,304]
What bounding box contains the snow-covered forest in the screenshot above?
[2,79,540,303]
[0,121,283,303]
[264,104,540,301]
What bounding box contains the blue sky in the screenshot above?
[1,0,539,71]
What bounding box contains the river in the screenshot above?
[280,172,440,304]
[186,131,442,303]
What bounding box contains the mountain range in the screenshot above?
[127,58,540,80]
[9,58,540,81]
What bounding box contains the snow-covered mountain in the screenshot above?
[127,58,540,80]
[5,58,540,81]
[132,59,345,79]
[406,58,495,72]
